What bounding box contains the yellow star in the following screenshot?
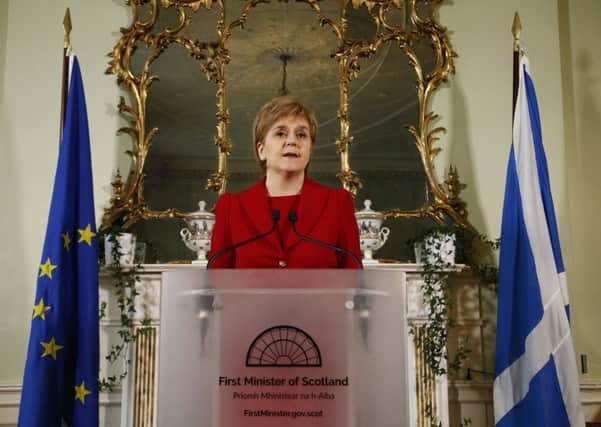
[74,381,92,404]
[39,258,58,279]
[77,224,96,246]
[40,337,64,360]
[62,232,71,251]
[32,298,51,320]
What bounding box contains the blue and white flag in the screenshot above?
[18,56,99,426]
[493,54,584,427]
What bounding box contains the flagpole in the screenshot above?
[512,12,521,118]
[60,8,72,145]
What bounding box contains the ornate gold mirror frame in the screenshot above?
[102,0,471,231]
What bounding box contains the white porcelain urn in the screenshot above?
[355,199,390,263]
[180,201,215,263]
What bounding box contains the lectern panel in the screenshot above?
[158,270,409,427]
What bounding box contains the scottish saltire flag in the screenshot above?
[493,53,584,427]
[18,56,99,426]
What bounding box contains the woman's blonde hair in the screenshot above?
[252,96,318,173]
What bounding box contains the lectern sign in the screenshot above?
[218,316,352,426]
[157,270,410,427]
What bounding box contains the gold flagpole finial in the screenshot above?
[63,8,72,50]
[512,12,522,52]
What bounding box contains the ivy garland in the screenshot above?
[412,229,468,376]
[410,225,499,427]
[98,227,152,392]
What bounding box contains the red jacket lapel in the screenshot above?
[237,179,281,253]
[284,177,329,251]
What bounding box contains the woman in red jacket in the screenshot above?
[208,96,362,268]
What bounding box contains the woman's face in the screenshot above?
[257,114,312,177]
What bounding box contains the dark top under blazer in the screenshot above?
[208,177,362,268]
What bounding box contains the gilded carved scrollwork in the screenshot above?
[103,0,471,230]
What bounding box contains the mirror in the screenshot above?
[104,0,471,262]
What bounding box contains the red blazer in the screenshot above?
[208,177,362,268]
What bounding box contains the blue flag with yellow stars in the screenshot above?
[18,55,99,426]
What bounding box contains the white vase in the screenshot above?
[105,232,137,266]
[414,232,456,265]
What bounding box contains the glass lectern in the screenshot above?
[158,269,409,427]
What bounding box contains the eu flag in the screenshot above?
[18,56,99,426]
[493,53,584,426]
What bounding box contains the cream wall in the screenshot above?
[436,0,601,380]
[0,0,599,389]
[436,0,570,375]
[559,0,601,381]
[0,1,130,384]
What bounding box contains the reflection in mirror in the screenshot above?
[345,4,378,41]
[130,218,191,264]
[415,0,435,23]
[224,1,343,192]
[349,43,423,206]
[347,41,426,261]
[142,42,219,212]
[342,6,440,260]
[349,37,438,210]
[126,6,222,260]
[135,43,218,261]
